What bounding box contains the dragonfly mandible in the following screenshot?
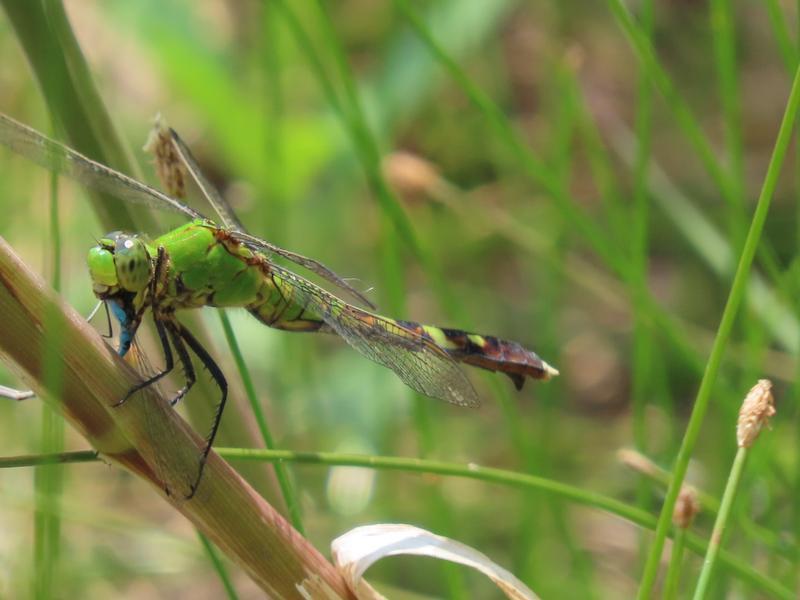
[0,113,558,495]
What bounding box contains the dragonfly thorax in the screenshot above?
[87,232,152,297]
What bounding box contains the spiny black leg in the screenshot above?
[115,245,174,407]
[173,321,228,498]
[114,316,174,407]
[100,302,113,338]
[164,320,196,407]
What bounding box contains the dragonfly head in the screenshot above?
[87,232,152,297]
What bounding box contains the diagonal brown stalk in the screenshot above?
[0,236,353,599]
[2,0,284,505]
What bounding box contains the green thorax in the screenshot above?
[154,220,328,332]
[151,219,265,309]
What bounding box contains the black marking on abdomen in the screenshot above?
[397,320,550,389]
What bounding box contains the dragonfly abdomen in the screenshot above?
[246,271,330,333]
[395,320,558,390]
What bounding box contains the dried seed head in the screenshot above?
[563,45,585,72]
[737,379,776,448]
[143,114,187,199]
[382,152,442,200]
[617,448,659,478]
[673,487,700,529]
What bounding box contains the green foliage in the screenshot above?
[1,0,799,597]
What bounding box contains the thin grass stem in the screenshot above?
[33,166,65,600]
[393,0,622,274]
[218,312,304,534]
[1,446,791,599]
[607,0,736,208]
[636,61,800,600]
[663,528,688,600]
[692,447,748,599]
[197,531,239,600]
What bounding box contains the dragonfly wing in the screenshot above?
[233,231,376,309]
[269,263,479,407]
[0,113,202,220]
[159,123,376,310]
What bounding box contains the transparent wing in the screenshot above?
[232,230,376,309]
[268,263,479,407]
[162,125,376,309]
[0,113,202,220]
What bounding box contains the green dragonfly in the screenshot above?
[0,113,557,494]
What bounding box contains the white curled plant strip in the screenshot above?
[330,523,539,600]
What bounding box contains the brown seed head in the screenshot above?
[737,379,776,448]
[143,114,187,199]
[382,151,442,200]
[673,486,700,529]
[616,448,659,478]
[563,44,585,72]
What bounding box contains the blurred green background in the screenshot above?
[0,0,798,598]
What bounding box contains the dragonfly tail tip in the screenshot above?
[542,362,560,379]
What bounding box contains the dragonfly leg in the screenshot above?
[115,245,177,407]
[101,301,113,339]
[87,300,113,339]
[0,385,35,401]
[170,320,227,499]
[114,316,175,407]
[164,321,196,407]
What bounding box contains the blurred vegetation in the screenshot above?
[1,0,799,598]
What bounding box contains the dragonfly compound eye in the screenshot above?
[114,237,152,293]
[87,245,118,295]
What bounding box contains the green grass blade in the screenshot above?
[663,528,688,600]
[636,61,800,600]
[33,166,65,600]
[6,446,790,598]
[607,0,736,209]
[0,237,353,597]
[197,531,239,600]
[710,0,746,243]
[692,447,748,599]
[3,0,280,503]
[218,312,304,534]
[393,0,622,274]
[610,122,800,354]
[762,0,798,72]
[277,1,465,321]
[0,0,148,231]
[630,0,657,564]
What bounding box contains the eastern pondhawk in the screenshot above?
[0,113,558,494]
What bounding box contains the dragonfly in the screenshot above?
[0,113,558,495]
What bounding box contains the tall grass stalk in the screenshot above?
[282,5,470,593]
[393,0,622,274]
[0,237,355,598]
[630,0,656,570]
[663,487,700,599]
[197,531,239,600]
[636,64,800,599]
[710,0,746,246]
[33,167,65,600]
[607,0,737,210]
[762,0,798,72]
[610,0,791,348]
[692,447,748,599]
[218,312,304,534]
[2,445,793,598]
[693,380,775,599]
